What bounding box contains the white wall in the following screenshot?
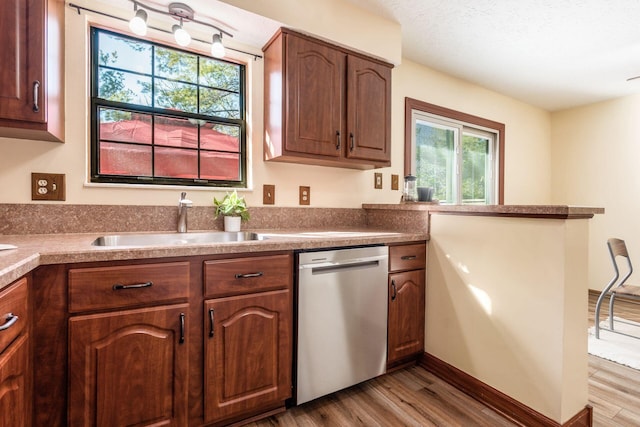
[0,0,552,210]
[428,214,589,423]
[551,94,640,291]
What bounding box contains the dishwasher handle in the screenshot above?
[308,259,382,275]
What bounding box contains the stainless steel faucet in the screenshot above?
[177,192,193,233]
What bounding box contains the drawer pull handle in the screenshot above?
[179,313,185,344]
[401,255,417,261]
[208,308,215,338]
[112,281,153,290]
[0,313,18,331]
[391,280,397,301]
[349,132,355,152]
[234,272,263,279]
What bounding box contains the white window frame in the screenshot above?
[405,98,505,205]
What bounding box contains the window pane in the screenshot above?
[98,69,152,106]
[99,142,151,176]
[154,78,197,113]
[200,58,240,92]
[415,120,456,204]
[97,32,152,74]
[99,109,152,145]
[462,134,490,204]
[154,47,198,84]
[154,116,198,148]
[155,147,198,178]
[200,151,240,180]
[200,88,240,118]
[201,123,240,152]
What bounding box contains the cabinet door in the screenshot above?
[0,334,31,427]
[68,304,189,427]
[388,270,425,364]
[0,0,44,123]
[204,290,292,423]
[285,34,345,157]
[346,55,392,164]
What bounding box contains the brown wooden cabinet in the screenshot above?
[67,263,190,426]
[387,243,426,367]
[203,254,293,425]
[263,28,391,169]
[0,277,31,427]
[0,0,64,142]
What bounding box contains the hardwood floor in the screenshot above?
[248,292,640,427]
[588,292,640,427]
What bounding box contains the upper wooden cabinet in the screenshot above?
[0,0,64,142]
[263,28,392,169]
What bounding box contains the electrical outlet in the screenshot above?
[299,186,310,205]
[31,173,66,201]
[391,174,399,190]
[263,184,275,205]
[374,173,383,189]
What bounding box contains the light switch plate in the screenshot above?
[391,174,399,190]
[374,173,383,189]
[263,184,275,205]
[299,186,310,205]
[31,173,66,201]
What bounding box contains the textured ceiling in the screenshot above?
[342,0,640,111]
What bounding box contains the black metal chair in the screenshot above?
[594,238,640,338]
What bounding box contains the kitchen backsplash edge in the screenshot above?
[0,204,428,235]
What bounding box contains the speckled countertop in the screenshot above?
[0,229,427,290]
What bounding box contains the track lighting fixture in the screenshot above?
[172,20,191,47]
[211,33,225,58]
[128,8,148,36]
[127,0,233,57]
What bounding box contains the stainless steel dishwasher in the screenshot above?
[296,245,389,405]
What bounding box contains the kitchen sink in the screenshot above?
[91,231,267,247]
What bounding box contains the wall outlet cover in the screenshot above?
[31,173,66,201]
[299,186,310,205]
[391,174,399,190]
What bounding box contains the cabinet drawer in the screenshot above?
[389,243,426,272]
[204,254,292,298]
[69,262,190,313]
[0,277,28,355]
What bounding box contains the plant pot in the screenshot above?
[224,216,241,232]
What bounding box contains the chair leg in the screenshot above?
[594,291,608,339]
[609,294,616,331]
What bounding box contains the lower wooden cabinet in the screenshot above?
[204,289,292,424]
[0,276,31,427]
[68,304,189,426]
[387,243,426,366]
[0,334,31,427]
[388,269,426,364]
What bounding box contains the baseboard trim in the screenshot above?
[419,353,592,427]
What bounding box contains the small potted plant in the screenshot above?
[214,190,250,232]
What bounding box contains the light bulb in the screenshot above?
[129,9,148,36]
[211,33,225,58]
[172,24,191,47]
